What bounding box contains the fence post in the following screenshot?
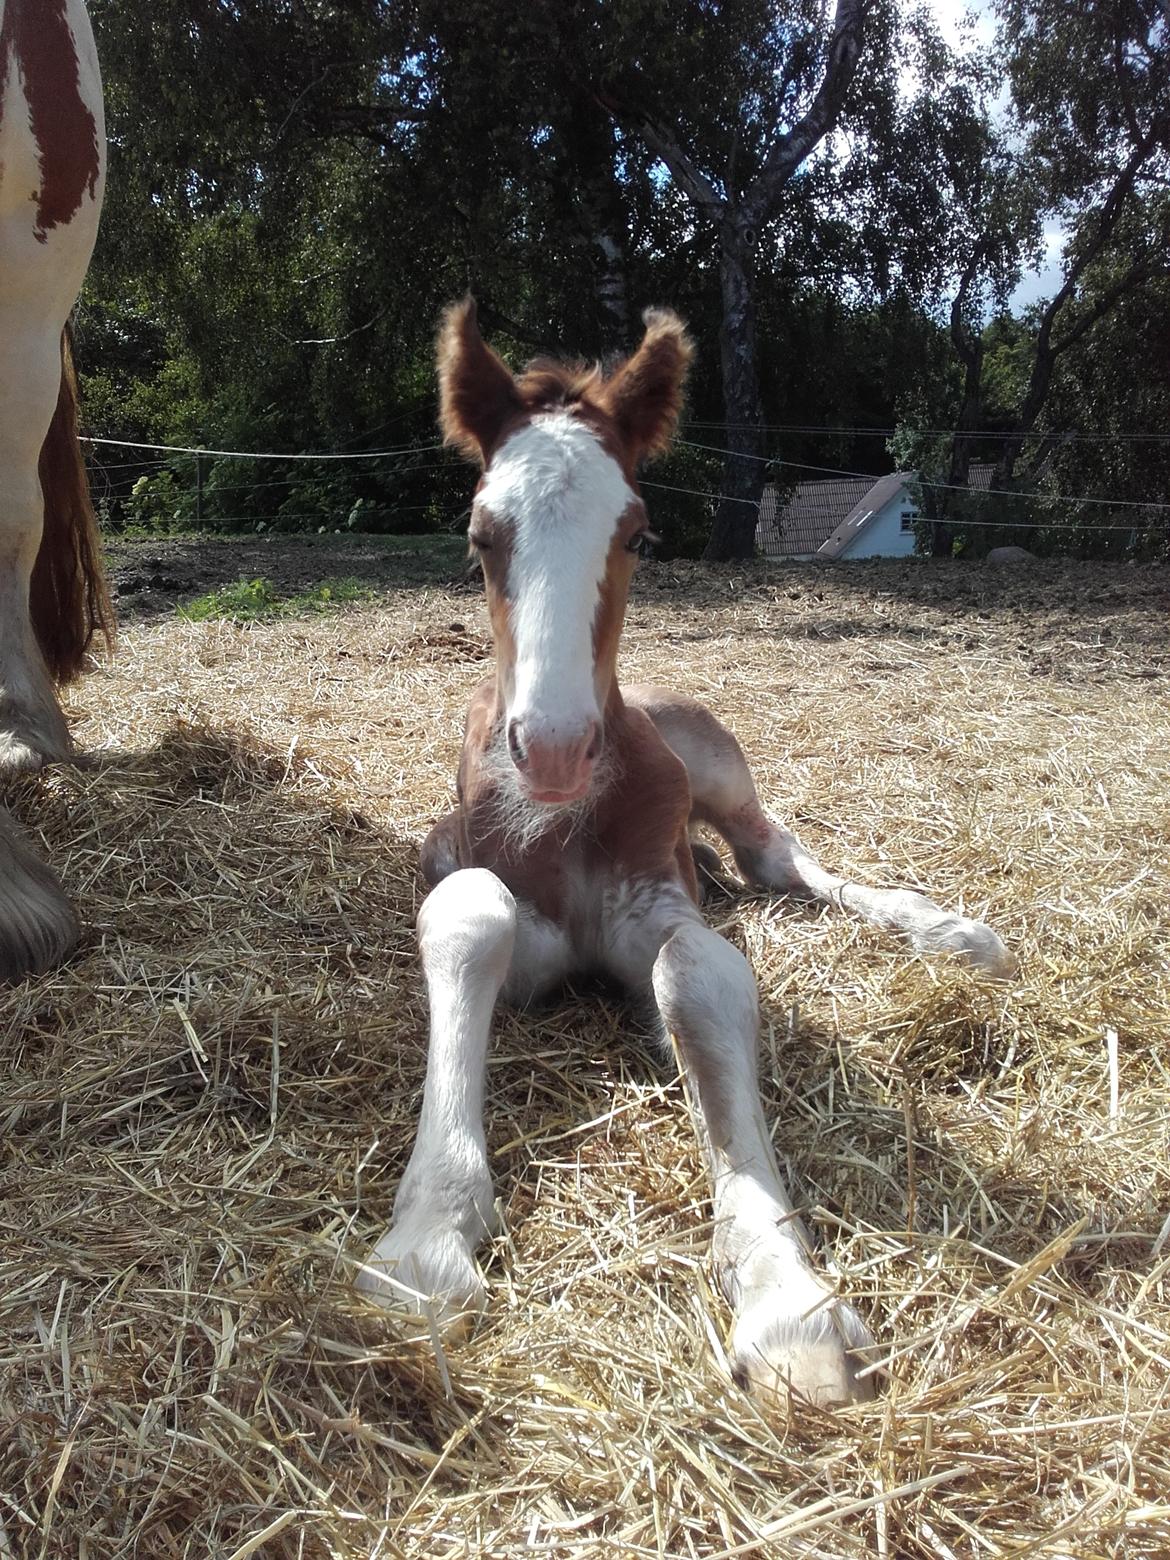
[195,454,205,525]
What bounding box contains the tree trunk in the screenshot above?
[934,345,983,556]
[565,94,630,352]
[704,218,765,561]
[993,350,1054,489]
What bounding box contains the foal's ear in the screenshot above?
[599,307,693,462]
[436,297,521,464]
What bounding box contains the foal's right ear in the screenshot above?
[436,298,521,464]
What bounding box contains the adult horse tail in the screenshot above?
[29,322,114,683]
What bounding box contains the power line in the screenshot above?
[641,479,756,506]
[182,460,464,496]
[80,435,449,461]
[674,440,1170,512]
[680,420,1170,443]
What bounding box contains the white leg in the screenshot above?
[631,686,1012,976]
[652,918,875,1409]
[357,868,517,1329]
[0,334,72,776]
[743,825,1012,973]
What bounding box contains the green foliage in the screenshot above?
[179,577,372,623]
[122,471,194,535]
[73,0,1170,561]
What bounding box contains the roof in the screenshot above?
[757,464,996,558]
[757,477,876,558]
[816,472,914,560]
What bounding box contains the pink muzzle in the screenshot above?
[507,717,603,803]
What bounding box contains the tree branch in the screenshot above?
[1033,125,1163,361]
[744,0,871,227]
[1051,249,1168,357]
[595,92,724,216]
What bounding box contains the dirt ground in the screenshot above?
[105,530,1170,681]
[3,542,1169,1558]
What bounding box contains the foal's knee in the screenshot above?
[419,867,517,980]
[653,921,759,1046]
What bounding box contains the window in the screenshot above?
[900,507,919,533]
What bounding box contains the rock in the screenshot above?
[986,545,1037,564]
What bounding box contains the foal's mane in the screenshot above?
[514,359,606,416]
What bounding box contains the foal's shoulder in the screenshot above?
[610,702,692,806]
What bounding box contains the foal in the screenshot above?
[359,301,1010,1408]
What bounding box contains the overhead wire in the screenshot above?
[674,439,1170,512]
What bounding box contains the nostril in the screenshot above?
[584,722,603,763]
[507,719,527,767]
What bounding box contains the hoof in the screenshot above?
[883,891,1014,977]
[0,809,80,981]
[356,1221,487,1337]
[0,695,72,779]
[731,1286,876,1411]
[919,911,1014,978]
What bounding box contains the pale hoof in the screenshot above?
[894,894,1014,977]
[0,809,80,982]
[731,1291,876,1411]
[0,698,71,779]
[925,914,1014,978]
[355,1222,487,1337]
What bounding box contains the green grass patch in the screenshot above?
[179,576,372,622]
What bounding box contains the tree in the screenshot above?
[988,0,1169,490]
[599,0,876,559]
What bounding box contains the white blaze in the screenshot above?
[478,412,634,738]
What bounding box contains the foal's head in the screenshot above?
[438,299,692,804]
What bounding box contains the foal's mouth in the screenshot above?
[522,779,594,806]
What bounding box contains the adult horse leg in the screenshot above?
[630,686,1012,975]
[1,0,110,779]
[0,329,77,777]
[605,894,875,1409]
[0,807,80,981]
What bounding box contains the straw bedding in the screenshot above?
[2,552,1168,1559]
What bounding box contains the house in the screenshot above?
[757,466,993,560]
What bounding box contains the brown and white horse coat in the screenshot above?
[0,0,111,980]
[358,300,1011,1410]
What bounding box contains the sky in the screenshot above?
[925,0,1064,310]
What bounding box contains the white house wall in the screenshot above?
[840,495,918,559]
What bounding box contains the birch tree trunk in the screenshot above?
[705,219,765,559]
[601,0,870,560]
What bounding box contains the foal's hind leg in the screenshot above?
[629,685,1011,975]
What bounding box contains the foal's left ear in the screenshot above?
[436,297,522,464]
[599,308,693,462]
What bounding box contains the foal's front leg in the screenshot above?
[650,915,875,1408]
[358,867,516,1327]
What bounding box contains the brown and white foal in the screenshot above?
[358,301,1010,1409]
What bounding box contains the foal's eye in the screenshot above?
[468,534,492,552]
[626,529,660,558]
